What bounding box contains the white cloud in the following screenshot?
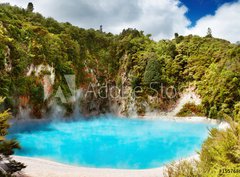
[187,0,240,43]
[105,0,190,40]
[2,0,190,40]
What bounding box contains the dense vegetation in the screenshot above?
[177,102,204,117]
[0,3,240,119]
[0,3,240,176]
[165,117,240,177]
[0,97,25,176]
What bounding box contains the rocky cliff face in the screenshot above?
[2,4,239,120]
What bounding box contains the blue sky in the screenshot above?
[181,0,238,26]
[2,0,240,42]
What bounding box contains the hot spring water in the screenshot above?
[9,115,214,169]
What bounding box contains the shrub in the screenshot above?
[0,97,26,176]
[198,121,240,177]
[164,119,240,177]
[177,102,204,117]
[164,160,200,177]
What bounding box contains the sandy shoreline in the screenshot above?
[14,155,198,177]
[13,156,166,177]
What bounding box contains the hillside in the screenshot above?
[0,3,240,120]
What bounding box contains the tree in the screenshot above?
[143,58,162,86]
[0,97,26,176]
[206,27,212,37]
[174,33,184,44]
[27,2,34,12]
[174,33,179,39]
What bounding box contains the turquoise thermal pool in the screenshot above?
[9,116,214,169]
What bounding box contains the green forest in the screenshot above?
[0,3,240,176]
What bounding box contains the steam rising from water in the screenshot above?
[9,115,215,169]
[17,89,83,120]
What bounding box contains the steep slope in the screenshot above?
[0,4,240,120]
